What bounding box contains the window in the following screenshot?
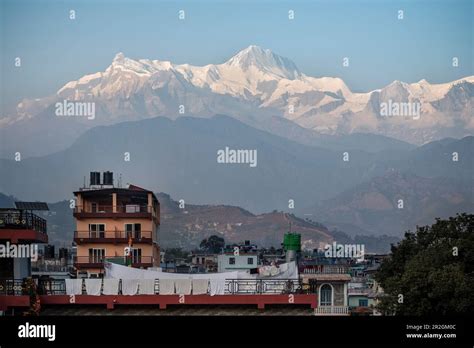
[125,204,140,213]
[88,248,105,263]
[320,284,333,306]
[229,257,235,265]
[89,224,105,238]
[247,257,254,265]
[91,203,98,213]
[359,299,368,307]
[131,248,142,264]
[125,223,141,239]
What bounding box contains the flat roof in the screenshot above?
[74,186,158,203]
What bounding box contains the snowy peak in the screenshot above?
[224,45,301,79]
[9,46,474,146]
[106,52,174,76]
[113,52,126,63]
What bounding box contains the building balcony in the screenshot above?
[73,205,156,220]
[73,256,153,269]
[73,230,153,244]
[348,288,371,296]
[0,209,48,243]
[314,306,350,316]
[301,265,350,274]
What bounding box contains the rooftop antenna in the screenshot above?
[83,176,86,188]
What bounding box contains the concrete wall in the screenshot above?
[217,254,258,272]
[349,295,374,307]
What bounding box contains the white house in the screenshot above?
[217,253,258,272]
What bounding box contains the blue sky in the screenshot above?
[1,0,472,113]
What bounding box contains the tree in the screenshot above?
[163,248,188,262]
[374,213,474,315]
[199,235,225,254]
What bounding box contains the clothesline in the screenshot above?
[64,261,299,296]
[103,261,298,281]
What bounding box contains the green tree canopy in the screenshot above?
[375,213,474,315]
[163,248,188,262]
[199,235,225,254]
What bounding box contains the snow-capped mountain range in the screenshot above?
[4,45,474,145]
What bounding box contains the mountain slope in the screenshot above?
[157,193,333,249]
[1,115,471,227]
[1,45,472,158]
[0,115,385,213]
[314,171,473,236]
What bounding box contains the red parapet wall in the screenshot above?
[0,294,317,311]
[0,229,48,243]
[0,295,30,310]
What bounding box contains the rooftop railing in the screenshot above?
[74,230,153,240]
[314,306,349,315]
[225,279,304,294]
[74,256,153,267]
[0,209,47,234]
[74,205,154,214]
[301,265,350,274]
[1,278,310,296]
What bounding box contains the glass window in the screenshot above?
[131,248,142,263]
[229,257,235,265]
[89,224,105,238]
[247,257,254,265]
[88,248,105,263]
[359,299,368,307]
[125,223,141,238]
[320,284,332,306]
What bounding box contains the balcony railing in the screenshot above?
[314,306,349,315]
[74,230,153,240]
[351,276,370,283]
[0,209,47,234]
[301,265,350,274]
[0,279,25,296]
[225,279,305,294]
[74,256,153,268]
[74,205,153,214]
[1,278,307,296]
[348,287,370,295]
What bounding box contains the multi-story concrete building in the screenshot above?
[73,172,160,277]
[0,204,48,280]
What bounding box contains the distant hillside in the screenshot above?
[1,116,470,218]
[314,171,473,236]
[0,115,386,213]
[157,193,334,249]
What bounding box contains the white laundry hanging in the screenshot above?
[192,279,209,295]
[85,279,102,296]
[121,279,139,295]
[209,279,226,296]
[138,279,155,295]
[175,279,192,295]
[65,279,83,295]
[159,279,175,295]
[102,279,120,295]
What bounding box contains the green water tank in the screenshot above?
[283,233,301,252]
